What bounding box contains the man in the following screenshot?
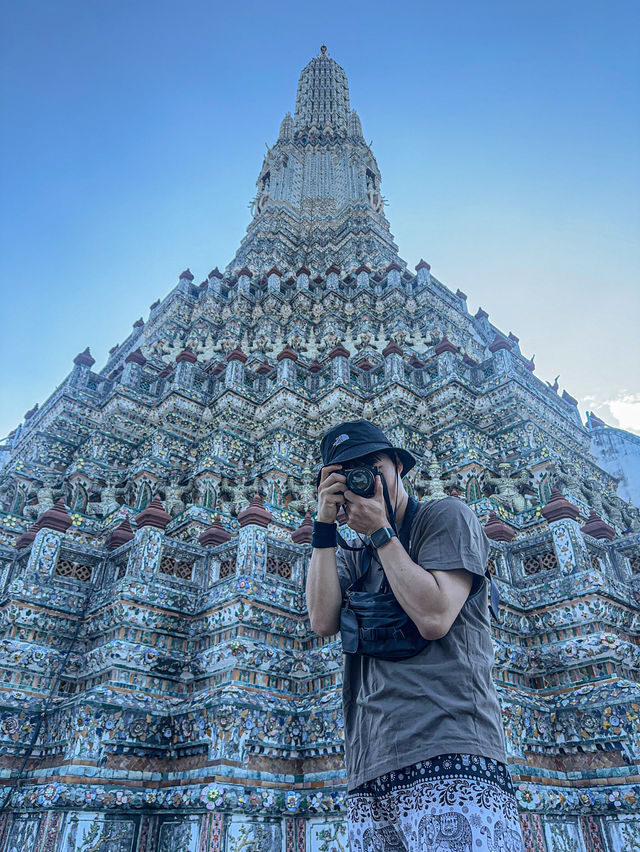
[306,420,524,852]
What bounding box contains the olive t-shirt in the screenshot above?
[335,496,508,790]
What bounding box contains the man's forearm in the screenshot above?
[375,538,448,639]
[306,548,342,637]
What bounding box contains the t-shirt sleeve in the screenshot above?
[414,498,490,596]
[335,545,357,596]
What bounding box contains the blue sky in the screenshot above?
[1,0,639,437]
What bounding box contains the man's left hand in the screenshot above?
[343,474,389,535]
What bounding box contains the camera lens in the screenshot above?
[346,468,375,497]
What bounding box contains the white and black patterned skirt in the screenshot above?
[347,753,525,851]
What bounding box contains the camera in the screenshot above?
[342,464,381,498]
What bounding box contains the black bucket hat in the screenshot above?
[318,419,416,481]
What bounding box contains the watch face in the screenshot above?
[372,528,393,548]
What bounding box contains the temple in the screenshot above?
[1,47,639,852]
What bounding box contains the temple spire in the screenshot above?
[293,46,351,137]
[227,49,402,276]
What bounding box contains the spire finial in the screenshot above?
[320,44,327,54]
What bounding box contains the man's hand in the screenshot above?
[344,473,389,535]
[317,464,347,524]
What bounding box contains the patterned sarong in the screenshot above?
[347,753,525,851]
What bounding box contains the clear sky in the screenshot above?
[1,0,639,438]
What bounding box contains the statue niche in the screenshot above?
[366,168,384,213]
[252,170,271,217]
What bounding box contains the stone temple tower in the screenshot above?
[231,45,399,274]
[0,47,639,852]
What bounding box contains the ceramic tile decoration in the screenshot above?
[0,47,639,851]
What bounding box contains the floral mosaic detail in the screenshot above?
[201,785,225,810]
[38,782,62,807]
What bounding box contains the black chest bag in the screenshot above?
[339,497,500,661]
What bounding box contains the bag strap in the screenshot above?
[487,572,501,621]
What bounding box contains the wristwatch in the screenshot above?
[370,527,397,550]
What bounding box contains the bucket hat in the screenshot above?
[318,419,416,481]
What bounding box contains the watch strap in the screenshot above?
[370,526,397,549]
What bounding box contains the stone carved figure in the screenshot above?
[286,455,317,514]
[550,459,582,499]
[87,471,123,517]
[366,170,384,213]
[230,475,253,516]
[484,460,530,513]
[621,499,640,532]
[165,470,186,517]
[252,171,271,217]
[25,474,57,519]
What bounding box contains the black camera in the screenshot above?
[342,464,381,498]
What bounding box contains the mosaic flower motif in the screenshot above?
[331,792,346,809]
[309,791,324,811]
[603,789,623,809]
[261,791,275,808]
[201,784,223,810]
[217,710,233,730]
[38,782,62,807]
[129,719,147,739]
[1,716,19,735]
[285,791,301,811]
[516,785,541,809]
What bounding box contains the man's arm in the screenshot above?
[305,464,346,638]
[306,547,342,637]
[375,540,472,640]
[344,475,472,640]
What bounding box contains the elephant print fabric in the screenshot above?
[347,753,525,852]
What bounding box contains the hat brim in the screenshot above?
[316,445,416,485]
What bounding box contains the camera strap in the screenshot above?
[336,530,366,552]
[355,495,419,591]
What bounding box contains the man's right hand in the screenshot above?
[316,464,347,524]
